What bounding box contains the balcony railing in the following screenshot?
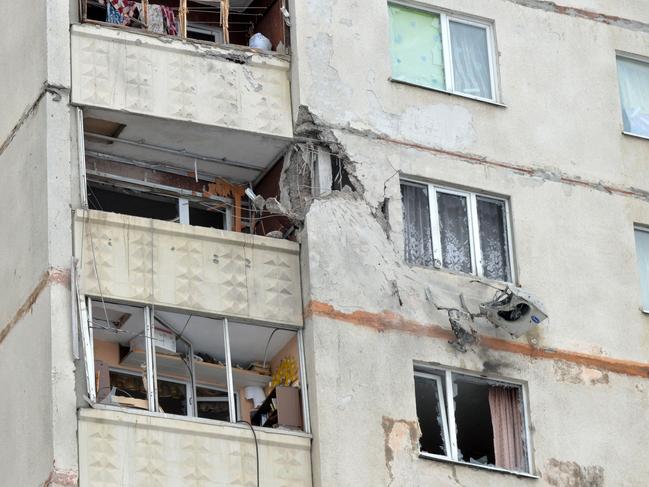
[74,209,303,327]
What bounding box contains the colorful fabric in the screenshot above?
[106,2,124,24]
[161,6,177,36]
[147,4,164,33]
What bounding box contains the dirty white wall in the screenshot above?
[0,1,79,485]
[290,0,649,485]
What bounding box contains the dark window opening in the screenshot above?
[88,184,179,221]
[196,387,230,422]
[157,379,188,416]
[414,375,446,456]
[454,379,495,465]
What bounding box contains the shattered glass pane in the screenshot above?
[401,183,434,266]
[437,192,472,273]
[477,197,511,282]
[414,375,447,456]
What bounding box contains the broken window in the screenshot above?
[85,299,307,432]
[82,0,290,53]
[413,366,531,474]
[388,3,498,101]
[617,55,649,139]
[634,226,649,311]
[400,180,514,282]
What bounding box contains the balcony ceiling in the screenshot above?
[83,107,290,184]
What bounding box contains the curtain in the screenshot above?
[634,229,649,311]
[488,386,525,471]
[449,21,492,99]
[477,196,511,282]
[617,57,649,137]
[388,4,445,90]
[401,183,434,266]
[437,192,472,273]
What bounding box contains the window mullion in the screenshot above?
[469,193,482,276]
[143,305,158,413]
[223,318,237,423]
[441,14,454,92]
[429,186,443,266]
[444,370,458,461]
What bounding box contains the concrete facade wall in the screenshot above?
[290,0,649,485]
[0,1,79,485]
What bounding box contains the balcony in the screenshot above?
[74,209,303,327]
[70,22,293,139]
[78,407,312,486]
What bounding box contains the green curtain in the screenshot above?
[388,4,445,90]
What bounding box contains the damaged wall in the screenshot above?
[0,1,79,486]
[288,0,649,485]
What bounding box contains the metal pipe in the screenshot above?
[84,132,263,172]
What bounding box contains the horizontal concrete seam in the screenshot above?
[331,126,649,204]
[305,300,649,379]
[0,83,70,157]
[505,0,649,33]
[0,267,70,346]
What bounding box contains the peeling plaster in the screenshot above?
[382,417,420,486]
[553,360,610,385]
[42,466,78,487]
[545,458,604,487]
[506,0,649,33]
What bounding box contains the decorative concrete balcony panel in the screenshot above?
[71,24,292,139]
[78,407,312,487]
[74,210,303,328]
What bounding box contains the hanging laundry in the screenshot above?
[147,4,164,34]
[160,6,178,36]
[106,2,124,24]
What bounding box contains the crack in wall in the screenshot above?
[0,82,70,157]
[505,0,649,33]
[0,267,70,347]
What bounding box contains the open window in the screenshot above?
[85,298,308,432]
[81,0,290,53]
[414,366,532,475]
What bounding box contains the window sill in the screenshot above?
[622,131,649,142]
[87,403,312,440]
[419,452,538,479]
[390,78,506,108]
[408,261,516,288]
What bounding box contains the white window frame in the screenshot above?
[80,297,309,433]
[388,1,500,103]
[402,180,515,282]
[414,365,534,476]
[616,51,649,141]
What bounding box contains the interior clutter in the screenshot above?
[92,300,304,431]
[82,0,290,53]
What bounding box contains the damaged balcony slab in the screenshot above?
[70,23,293,139]
[78,407,312,486]
[74,209,303,328]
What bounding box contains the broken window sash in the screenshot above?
[634,227,649,311]
[617,55,649,138]
[414,366,531,474]
[79,296,96,403]
[401,182,435,266]
[477,196,511,282]
[414,372,450,456]
[435,191,473,274]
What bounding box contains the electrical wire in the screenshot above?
[237,420,260,487]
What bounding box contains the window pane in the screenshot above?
[388,4,445,90]
[477,197,511,282]
[437,192,472,273]
[634,229,649,310]
[401,183,434,266]
[414,375,447,456]
[617,57,649,137]
[454,378,495,466]
[449,21,492,99]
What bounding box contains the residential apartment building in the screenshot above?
[1,0,649,486]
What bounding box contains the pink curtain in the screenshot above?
[488,386,525,471]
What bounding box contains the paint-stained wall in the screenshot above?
[289,0,649,485]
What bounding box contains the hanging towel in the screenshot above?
[147,4,164,33]
[161,6,178,35]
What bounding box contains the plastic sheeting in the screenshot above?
[388,4,445,90]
